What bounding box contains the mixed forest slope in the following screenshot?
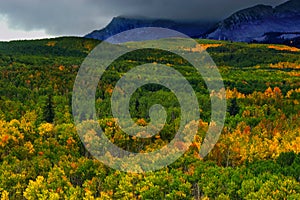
[0,37,299,199]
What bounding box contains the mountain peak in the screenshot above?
[275,0,300,16]
[84,0,300,45]
[220,4,273,29]
[85,16,215,41]
[206,0,300,42]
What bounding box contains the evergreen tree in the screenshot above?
[228,98,240,116]
[43,95,54,123]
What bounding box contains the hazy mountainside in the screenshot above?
[206,0,300,45]
[85,0,300,46]
[85,16,215,41]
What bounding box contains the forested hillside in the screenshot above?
[0,37,299,199]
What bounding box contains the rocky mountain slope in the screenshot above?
[85,16,214,41]
[85,0,300,46]
[206,0,300,44]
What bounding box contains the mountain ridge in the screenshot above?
[206,0,300,44]
[85,16,215,41]
[85,0,300,46]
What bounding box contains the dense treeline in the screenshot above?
[0,37,299,199]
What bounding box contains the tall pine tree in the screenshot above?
[43,95,54,123]
[228,98,240,116]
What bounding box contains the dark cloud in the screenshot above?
[0,0,287,36]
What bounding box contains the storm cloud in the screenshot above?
[0,0,287,36]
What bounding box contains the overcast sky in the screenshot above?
[0,0,287,41]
